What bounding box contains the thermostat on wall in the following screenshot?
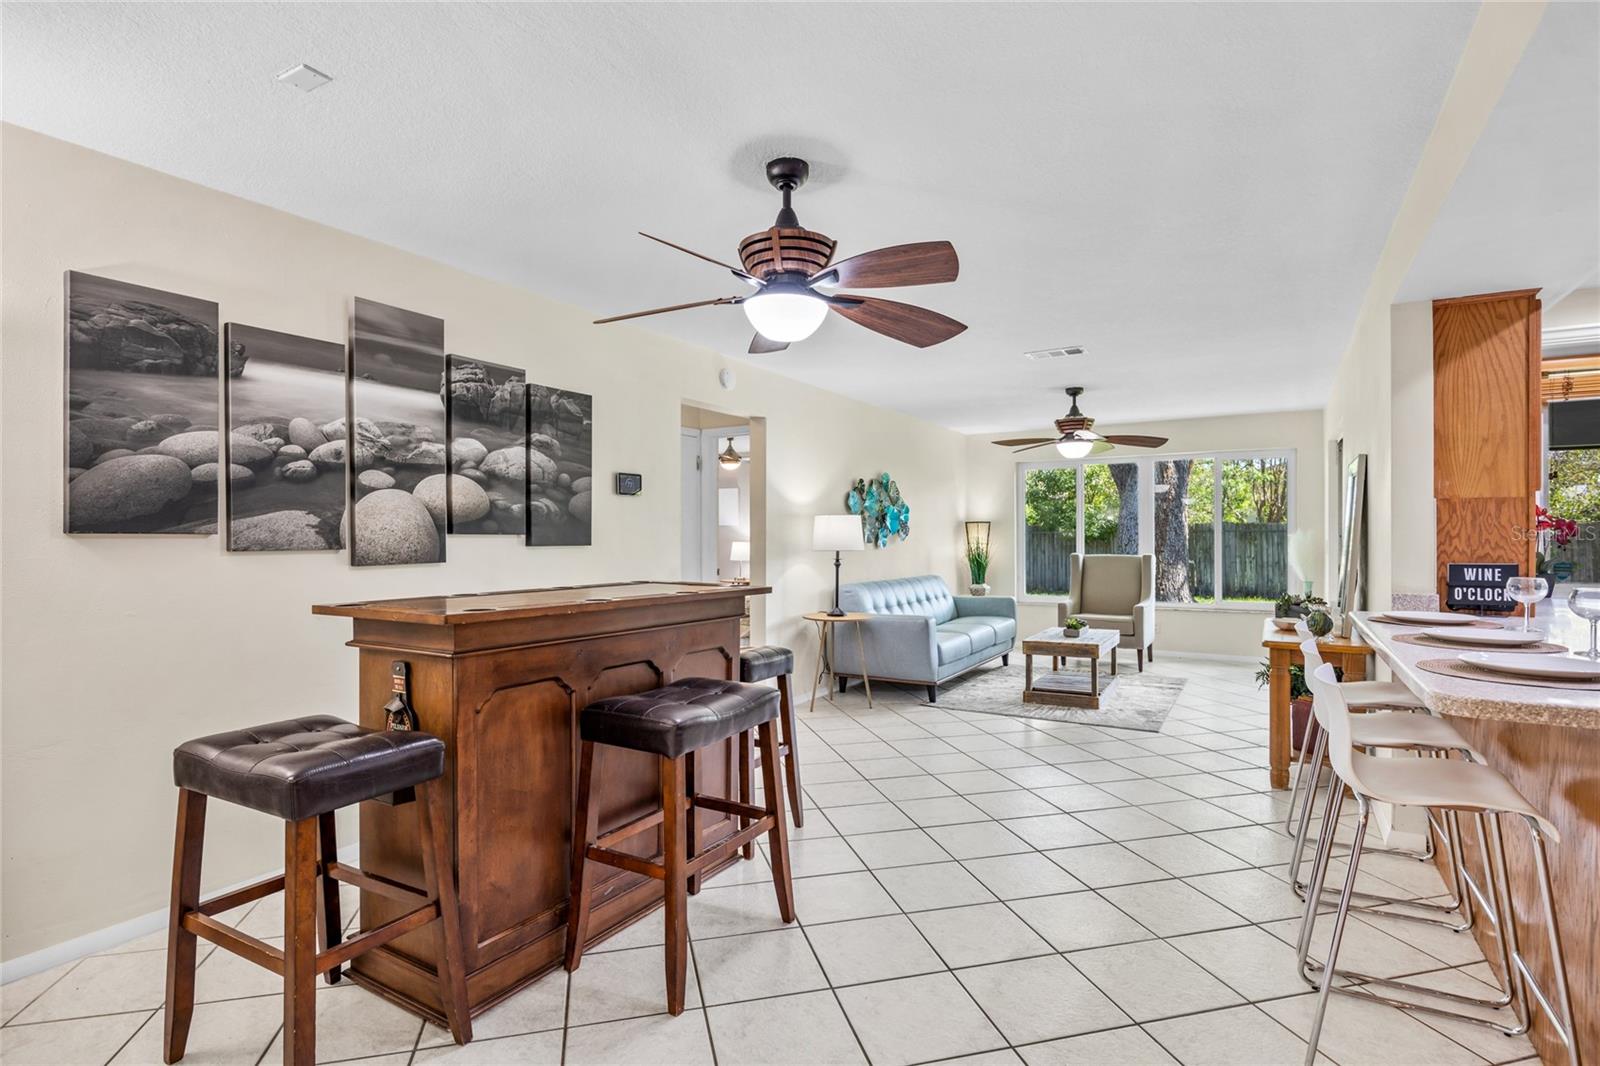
[615,473,643,496]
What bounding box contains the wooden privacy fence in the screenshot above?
[1554,523,1600,584]
[1025,523,1288,600]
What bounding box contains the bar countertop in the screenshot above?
[313,580,770,626]
[1352,609,1600,728]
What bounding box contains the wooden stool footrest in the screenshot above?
[182,912,285,975]
[326,862,430,904]
[316,901,438,974]
[197,874,285,917]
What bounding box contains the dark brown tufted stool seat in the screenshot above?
[565,677,796,1015]
[738,645,804,834]
[164,717,471,1065]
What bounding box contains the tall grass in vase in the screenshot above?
[966,542,991,595]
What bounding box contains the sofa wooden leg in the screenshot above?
[838,675,849,694]
[926,684,938,703]
[1148,642,1154,663]
[1001,653,1009,666]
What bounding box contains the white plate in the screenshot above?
[1375,610,1479,626]
[1419,626,1542,647]
[1459,652,1600,681]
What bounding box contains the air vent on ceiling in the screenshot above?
[276,64,333,92]
[1022,345,1085,362]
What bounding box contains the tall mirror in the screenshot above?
[1336,453,1368,635]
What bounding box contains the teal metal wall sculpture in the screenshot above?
[846,473,911,548]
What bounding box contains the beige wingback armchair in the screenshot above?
[1056,553,1157,670]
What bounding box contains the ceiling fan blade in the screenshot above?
[748,333,788,354]
[810,241,959,289]
[1100,434,1169,448]
[1012,440,1063,454]
[1090,440,1116,455]
[593,296,739,325]
[827,296,967,348]
[991,437,1055,447]
[638,232,756,281]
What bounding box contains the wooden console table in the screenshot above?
[1260,619,1368,789]
[312,581,769,1024]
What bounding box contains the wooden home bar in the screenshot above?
[310,581,768,1023]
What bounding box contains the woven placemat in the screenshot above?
[1415,658,1600,691]
[1368,615,1505,629]
[1393,633,1567,655]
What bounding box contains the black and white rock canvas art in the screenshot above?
[346,298,448,566]
[221,324,347,551]
[443,355,526,534]
[64,271,221,534]
[525,383,594,546]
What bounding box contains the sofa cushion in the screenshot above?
[935,626,974,665]
[840,575,957,624]
[1080,555,1144,615]
[941,616,1016,652]
[1078,612,1135,637]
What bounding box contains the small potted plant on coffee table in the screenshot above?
[1061,616,1086,638]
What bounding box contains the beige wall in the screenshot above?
[962,409,1326,658]
[0,126,970,962]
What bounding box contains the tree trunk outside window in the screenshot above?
[1109,463,1139,555]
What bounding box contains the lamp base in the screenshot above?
[826,607,846,618]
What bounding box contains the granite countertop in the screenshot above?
[1352,608,1600,729]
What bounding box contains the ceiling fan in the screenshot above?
[593,157,966,354]
[992,387,1169,458]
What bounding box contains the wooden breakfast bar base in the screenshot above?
[312,582,769,1023]
[1260,620,1368,789]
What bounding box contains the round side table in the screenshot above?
[801,611,874,714]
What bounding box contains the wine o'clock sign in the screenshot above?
[1445,563,1518,613]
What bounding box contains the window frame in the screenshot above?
[1015,447,1296,612]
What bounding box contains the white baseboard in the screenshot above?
[1153,650,1258,665]
[0,843,360,986]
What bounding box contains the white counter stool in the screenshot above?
[1283,628,1426,836]
[1295,663,1580,1066]
[1287,639,1477,930]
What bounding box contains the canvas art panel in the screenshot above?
[64,271,222,534]
[444,355,527,534]
[525,383,594,546]
[221,323,347,551]
[346,298,448,566]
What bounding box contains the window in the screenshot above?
[1018,450,1293,605]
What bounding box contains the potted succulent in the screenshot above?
[1274,592,1327,621]
[1061,616,1087,638]
[966,540,991,596]
[1255,660,1319,752]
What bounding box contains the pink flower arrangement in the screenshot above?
[1536,505,1579,548]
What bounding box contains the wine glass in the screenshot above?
[1506,576,1548,632]
[1570,588,1600,661]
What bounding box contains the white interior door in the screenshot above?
[680,429,702,580]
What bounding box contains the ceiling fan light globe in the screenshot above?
[742,291,828,343]
[1055,438,1095,459]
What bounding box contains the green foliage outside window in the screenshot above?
[1548,448,1600,524]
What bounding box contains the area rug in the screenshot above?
[921,662,1185,733]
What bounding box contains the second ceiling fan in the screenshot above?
[594,157,966,353]
[993,387,1169,458]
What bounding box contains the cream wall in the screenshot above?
[962,409,1326,658]
[0,126,969,963]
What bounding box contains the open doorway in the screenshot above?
[681,403,755,643]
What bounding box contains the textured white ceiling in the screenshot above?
[2,2,1480,432]
[1397,2,1600,305]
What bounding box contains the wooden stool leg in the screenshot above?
[316,812,342,985]
[660,755,689,1015]
[758,721,796,923]
[418,778,472,1046]
[776,676,804,828]
[283,817,319,1066]
[737,730,754,860]
[565,741,600,972]
[685,750,702,895]
[163,789,206,1065]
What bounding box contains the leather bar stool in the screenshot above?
[565,676,796,1015]
[1296,663,1579,1066]
[164,717,471,1065]
[739,645,804,831]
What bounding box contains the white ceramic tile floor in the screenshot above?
[0,658,1532,1065]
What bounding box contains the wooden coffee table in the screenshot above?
[1021,627,1120,709]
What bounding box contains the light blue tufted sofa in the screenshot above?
[829,575,1017,702]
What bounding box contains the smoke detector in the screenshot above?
[1022,345,1085,362]
[276,64,333,92]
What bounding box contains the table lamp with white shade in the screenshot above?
[729,540,750,584]
[813,514,865,616]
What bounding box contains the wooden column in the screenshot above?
[1433,289,1542,613]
